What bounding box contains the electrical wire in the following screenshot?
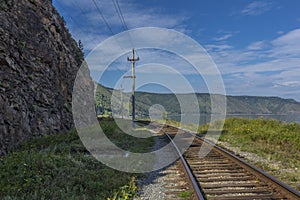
[113,0,128,31]
[111,0,139,58]
[112,0,127,31]
[91,0,115,36]
[57,0,138,72]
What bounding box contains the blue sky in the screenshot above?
[53,0,300,101]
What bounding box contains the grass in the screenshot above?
[219,118,300,166]
[0,118,154,199]
[178,190,194,199]
[198,117,300,190]
[100,118,155,153]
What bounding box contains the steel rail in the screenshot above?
[198,136,300,200]
[163,130,205,200]
[139,120,300,199]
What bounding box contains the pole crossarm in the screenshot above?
[123,76,136,78]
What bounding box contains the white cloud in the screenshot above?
[271,29,300,57]
[206,28,300,101]
[277,81,300,87]
[272,29,300,46]
[241,1,274,16]
[86,27,220,77]
[205,44,233,51]
[213,30,239,42]
[277,31,284,35]
[53,0,189,51]
[209,29,300,72]
[213,34,233,41]
[247,41,268,50]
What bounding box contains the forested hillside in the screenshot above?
[95,83,300,117]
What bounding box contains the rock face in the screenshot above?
[0,0,86,155]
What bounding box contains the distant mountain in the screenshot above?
[94,83,300,117]
[226,95,300,114]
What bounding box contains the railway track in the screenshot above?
[141,121,300,200]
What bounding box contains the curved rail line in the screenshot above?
[164,131,205,200]
[143,121,300,200]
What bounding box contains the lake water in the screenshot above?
[166,114,300,125]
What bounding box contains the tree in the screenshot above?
[78,40,84,56]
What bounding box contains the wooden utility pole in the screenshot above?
[126,48,139,127]
[120,84,123,118]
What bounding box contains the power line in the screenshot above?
[92,0,135,56]
[112,0,128,31]
[112,0,140,59]
[91,0,114,35]
[116,0,128,30]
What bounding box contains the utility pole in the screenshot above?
[124,48,139,127]
[120,84,123,119]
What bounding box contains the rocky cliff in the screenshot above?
[0,0,87,155]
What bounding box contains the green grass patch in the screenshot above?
[0,118,154,199]
[219,118,300,165]
[177,190,193,199]
[100,118,155,153]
